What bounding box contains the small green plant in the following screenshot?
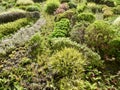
[70,21,90,44]
[45,0,60,14]
[85,20,115,57]
[58,77,85,90]
[102,6,113,18]
[77,3,86,13]
[50,37,80,51]
[51,18,70,38]
[87,3,102,13]
[26,5,40,12]
[77,13,95,23]
[54,9,76,21]
[113,5,120,14]
[87,0,116,7]
[68,1,77,8]
[26,33,45,58]
[27,11,40,18]
[0,8,40,24]
[0,9,26,24]
[20,57,32,66]
[49,48,85,78]
[107,37,120,61]
[0,18,31,38]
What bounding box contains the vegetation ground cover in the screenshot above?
[0,0,120,90]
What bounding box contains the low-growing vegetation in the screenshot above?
[51,18,70,38]
[16,0,34,5]
[45,0,60,14]
[0,18,31,38]
[0,0,120,89]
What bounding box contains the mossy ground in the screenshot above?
[0,0,120,89]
